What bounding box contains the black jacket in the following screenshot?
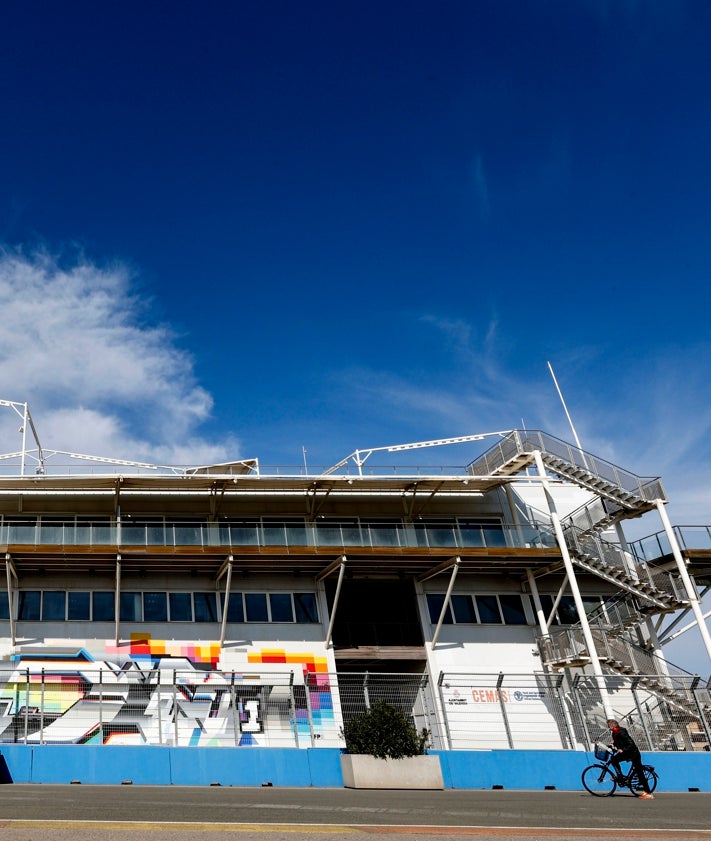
[611,726,638,753]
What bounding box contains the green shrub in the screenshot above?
[341,700,430,760]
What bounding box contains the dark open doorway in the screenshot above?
[326,577,424,648]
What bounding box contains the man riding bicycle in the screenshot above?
[607,718,654,799]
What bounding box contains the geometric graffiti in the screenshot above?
[0,639,339,747]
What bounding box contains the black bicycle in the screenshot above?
[581,744,658,797]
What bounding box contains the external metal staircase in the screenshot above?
[538,583,710,733]
[468,429,666,521]
[563,524,688,611]
[470,430,703,716]
[468,429,685,608]
[539,622,711,725]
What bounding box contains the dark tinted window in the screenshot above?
[245,592,268,622]
[18,591,41,621]
[451,594,477,623]
[557,596,578,624]
[538,595,560,626]
[68,591,91,620]
[500,594,527,625]
[42,591,66,621]
[93,592,115,621]
[120,592,142,622]
[426,594,453,624]
[143,592,168,622]
[194,592,218,622]
[169,592,192,621]
[269,593,293,622]
[294,593,318,623]
[476,595,501,623]
[220,591,244,622]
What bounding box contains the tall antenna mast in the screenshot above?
[547,361,587,465]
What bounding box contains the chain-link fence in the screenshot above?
[437,672,576,750]
[0,667,709,751]
[570,672,711,753]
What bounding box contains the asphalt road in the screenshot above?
[0,785,709,841]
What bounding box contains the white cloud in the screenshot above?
[0,248,238,468]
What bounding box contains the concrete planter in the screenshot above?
[340,753,444,789]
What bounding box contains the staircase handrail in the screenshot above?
[468,429,666,503]
[538,625,706,688]
[583,590,644,629]
[563,481,665,534]
[563,522,686,602]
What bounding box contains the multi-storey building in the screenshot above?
[1,412,710,753]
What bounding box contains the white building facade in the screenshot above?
[1,423,710,751]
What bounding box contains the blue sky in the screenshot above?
[1,0,710,529]
[0,0,709,674]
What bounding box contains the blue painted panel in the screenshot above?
[0,746,709,790]
[307,748,344,787]
[0,746,31,783]
[31,746,172,784]
[437,750,711,792]
[169,747,315,787]
[630,751,711,793]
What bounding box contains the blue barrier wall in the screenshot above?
[1,746,710,790]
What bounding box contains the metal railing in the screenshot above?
[437,671,575,750]
[563,523,687,603]
[0,520,558,553]
[539,624,705,692]
[630,525,711,563]
[571,673,711,753]
[467,430,666,503]
[1,667,708,752]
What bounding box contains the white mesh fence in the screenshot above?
[0,668,708,751]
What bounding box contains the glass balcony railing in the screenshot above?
[630,526,711,563]
[0,520,559,553]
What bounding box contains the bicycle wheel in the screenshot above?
[582,763,617,796]
[629,766,658,797]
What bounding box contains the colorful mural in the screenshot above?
[107,634,222,667]
[0,638,340,748]
[247,648,334,740]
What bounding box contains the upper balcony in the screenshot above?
[0,518,562,577]
[630,526,711,587]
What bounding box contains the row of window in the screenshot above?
[0,591,319,624]
[425,594,602,626]
[427,593,528,625]
[1,589,601,627]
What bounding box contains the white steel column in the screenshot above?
[5,554,16,646]
[431,557,461,648]
[614,521,637,580]
[20,403,28,476]
[114,555,121,646]
[504,484,526,546]
[219,556,233,646]
[533,450,613,718]
[319,556,346,647]
[656,500,711,663]
[526,568,548,636]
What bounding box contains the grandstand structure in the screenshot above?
[0,400,710,751]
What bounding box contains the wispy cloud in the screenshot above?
[470,153,491,222]
[0,248,238,467]
[332,315,711,526]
